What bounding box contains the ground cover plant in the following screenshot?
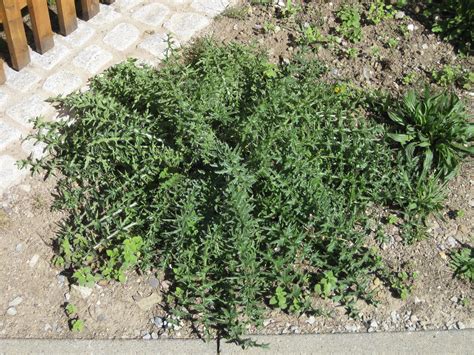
[22,40,473,347]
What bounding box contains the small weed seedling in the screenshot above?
[366,0,395,25]
[432,65,462,87]
[278,0,301,18]
[450,248,474,282]
[401,72,417,85]
[389,271,418,300]
[337,5,363,43]
[65,303,85,332]
[386,37,399,49]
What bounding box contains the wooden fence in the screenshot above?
[0,0,110,84]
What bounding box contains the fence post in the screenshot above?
[0,0,31,70]
[27,0,54,53]
[0,59,5,84]
[57,0,78,35]
[81,0,99,20]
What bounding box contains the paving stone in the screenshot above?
[0,155,28,195]
[21,139,47,161]
[42,71,83,95]
[31,42,70,71]
[191,0,230,16]
[59,21,96,48]
[0,122,22,151]
[164,12,210,41]
[6,95,52,128]
[115,0,144,11]
[138,33,179,59]
[0,89,9,109]
[73,45,113,75]
[103,23,141,51]
[4,67,41,93]
[132,3,170,27]
[89,4,122,26]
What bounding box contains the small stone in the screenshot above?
[6,307,17,316]
[345,324,359,332]
[407,24,415,32]
[148,277,159,289]
[446,236,458,248]
[153,316,164,328]
[8,296,23,307]
[15,244,23,253]
[57,275,66,285]
[71,285,93,299]
[450,296,459,303]
[64,292,71,301]
[142,333,151,340]
[306,316,316,325]
[44,323,52,331]
[469,200,474,208]
[151,332,158,339]
[410,315,418,323]
[29,254,40,268]
[370,320,378,329]
[263,319,272,327]
[421,43,428,50]
[394,11,405,19]
[368,327,375,333]
[457,321,465,330]
[391,311,399,323]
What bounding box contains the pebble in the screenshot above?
[6,307,17,316]
[29,254,40,268]
[71,285,93,299]
[148,277,159,289]
[394,11,405,19]
[15,244,23,252]
[44,323,52,332]
[153,316,164,328]
[345,324,359,332]
[151,332,158,339]
[57,275,66,285]
[8,296,23,307]
[410,315,419,323]
[407,24,415,32]
[450,296,458,303]
[142,333,151,340]
[468,200,474,208]
[457,321,465,330]
[370,320,378,329]
[446,236,458,248]
[306,316,316,325]
[263,319,272,327]
[421,44,428,50]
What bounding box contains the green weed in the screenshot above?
[366,0,396,25]
[450,247,474,282]
[337,5,363,43]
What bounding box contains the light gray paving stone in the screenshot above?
[115,0,145,11]
[89,4,122,26]
[21,139,47,161]
[103,23,141,51]
[132,3,170,27]
[4,67,41,93]
[191,0,230,16]
[59,21,96,48]
[42,71,83,95]
[6,95,52,128]
[0,122,22,151]
[31,42,70,71]
[0,155,28,196]
[0,88,9,109]
[138,33,179,59]
[164,12,210,41]
[72,45,113,75]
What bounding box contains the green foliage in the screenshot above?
[298,24,325,46]
[337,5,363,42]
[65,303,77,316]
[401,72,417,85]
[388,271,418,300]
[366,0,395,25]
[221,6,249,20]
[71,319,85,332]
[387,88,473,180]
[423,0,473,54]
[450,247,474,282]
[432,65,462,87]
[22,41,470,346]
[386,37,399,49]
[278,0,301,18]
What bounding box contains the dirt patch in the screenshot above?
[1,0,473,341]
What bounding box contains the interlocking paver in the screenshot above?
[164,12,210,41]
[31,42,71,71]
[138,33,179,59]
[6,95,52,128]
[4,67,42,93]
[132,3,170,27]
[191,0,230,16]
[72,45,114,75]
[0,155,28,196]
[0,122,22,152]
[42,71,83,95]
[59,21,96,48]
[103,23,141,51]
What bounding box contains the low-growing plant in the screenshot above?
[366,0,396,25]
[221,5,249,20]
[432,65,462,87]
[386,37,399,49]
[387,88,473,179]
[298,24,325,46]
[278,0,301,18]
[401,72,417,85]
[337,5,363,43]
[450,247,474,282]
[388,271,418,300]
[21,41,471,347]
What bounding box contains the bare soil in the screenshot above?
[1,0,473,341]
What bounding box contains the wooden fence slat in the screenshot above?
[0,0,31,70]
[27,0,54,53]
[57,0,78,35]
[0,59,6,84]
[80,0,99,21]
